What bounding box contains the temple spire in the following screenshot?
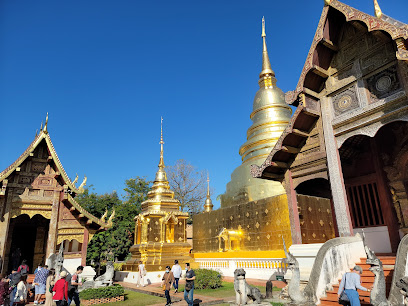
[259,17,275,78]
[43,112,49,134]
[204,172,213,212]
[373,0,382,18]
[159,117,164,168]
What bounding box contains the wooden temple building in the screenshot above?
[0,117,112,274]
[251,0,408,253]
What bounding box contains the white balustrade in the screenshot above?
[195,258,287,280]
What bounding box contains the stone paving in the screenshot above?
[118,281,224,305]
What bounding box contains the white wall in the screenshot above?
[353,226,392,254]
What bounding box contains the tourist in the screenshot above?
[44,269,55,306]
[0,275,9,306]
[52,271,68,306]
[162,266,174,306]
[8,270,21,306]
[338,266,370,306]
[68,266,83,306]
[13,275,28,305]
[17,261,29,276]
[184,263,195,306]
[171,260,182,294]
[33,263,49,305]
[137,261,146,287]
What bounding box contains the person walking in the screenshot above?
[16,261,29,276]
[68,266,83,306]
[13,275,28,305]
[44,269,55,306]
[33,263,48,305]
[338,266,370,306]
[162,266,174,306]
[171,260,182,294]
[137,261,146,287]
[184,263,195,306]
[52,271,68,306]
[7,270,20,306]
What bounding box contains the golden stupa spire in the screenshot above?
[140,117,182,212]
[373,0,382,18]
[204,172,213,212]
[159,116,164,168]
[259,17,275,79]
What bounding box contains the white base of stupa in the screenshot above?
[115,270,185,285]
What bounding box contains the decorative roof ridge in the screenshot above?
[251,104,306,178]
[0,133,42,183]
[287,0,408,105]
[0,129,86,194]
[43,132,87,194]
[65,193,113,229]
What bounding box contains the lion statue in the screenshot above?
[234,268,262,305]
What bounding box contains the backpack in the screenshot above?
[19,265,28,275]
[10,272,21,287]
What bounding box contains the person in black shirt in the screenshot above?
[184,263,195,306]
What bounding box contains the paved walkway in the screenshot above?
[118,282,224,306]
[222,276,286,289]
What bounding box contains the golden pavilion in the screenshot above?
[123,119,192,271]
[220,17,292,208]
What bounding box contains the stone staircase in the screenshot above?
[319,255,395,305]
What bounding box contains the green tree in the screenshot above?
[78,177,151,263]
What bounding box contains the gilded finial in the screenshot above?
[259,17,275,80]
[35,129,38,137]
[204,171,213,212]
[373,0,382,18]
[40,121,43,132]
[72,174,79,186]
[43,112,49,134]
[324,0,331,5]
[159,117,164,168]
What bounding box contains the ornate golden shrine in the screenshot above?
[0,116,112,273]
[124,119,192,272]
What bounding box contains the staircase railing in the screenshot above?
[303,234,366,303]
[388,233,408,304]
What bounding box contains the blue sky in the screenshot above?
[1,0,407,209]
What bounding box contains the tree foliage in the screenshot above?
[77,177,151,263]
[166,159,207,223]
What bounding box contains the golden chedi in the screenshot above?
[221,17,292,208]
[124,119,191,271]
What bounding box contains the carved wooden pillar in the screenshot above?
[0,191,13,275]
[284,170,302,244]
[81,228,89,266]
[321,97,354,237]
[46,193,61,259]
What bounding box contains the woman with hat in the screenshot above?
[52,271,69,306]
[338,265,371,306]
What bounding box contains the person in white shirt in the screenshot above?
[171,260,182,293]
[15,275,28,305]
[137,261,146,287]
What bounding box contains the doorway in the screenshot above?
[7,214,49,273]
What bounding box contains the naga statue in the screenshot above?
[282,238,308,304]
[81,261,115,291]
[396,277,408,305]
[365,245,389,306]
[56,241,65,275]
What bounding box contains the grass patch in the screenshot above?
[270,303,285,306]
[175,281,281,298]
[96,290,165,306]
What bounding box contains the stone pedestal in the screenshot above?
[124,242,191,272]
